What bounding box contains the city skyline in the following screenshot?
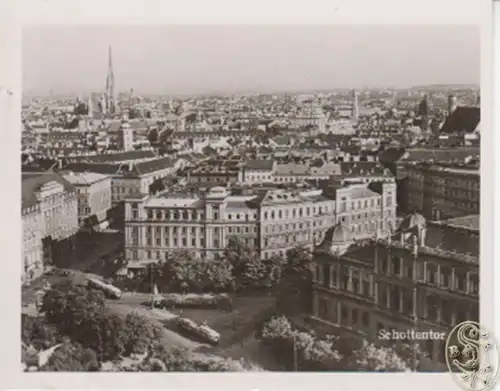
[23,24,480,96]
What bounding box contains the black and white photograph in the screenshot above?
[19,22,482,375]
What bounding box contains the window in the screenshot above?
[352,308,359,325]
[362,274,370,296]
[319,298,328,318]
[391,256,401,276]
[352,270,360,294]
[362,312,370,327]
[331,264,338,287]
[426,295,438,321]
[426,263,437,284]
[341,305,348,324]
[379,284,387,308]
[470,274,479,294]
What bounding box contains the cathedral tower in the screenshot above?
[106,46,116,114]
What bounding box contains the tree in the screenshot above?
[348,340,413,371]
[202,145,217,156]
[22,315,59,350]
[40,340,99,372]
[161,251,234,293]
[147,128,159,145]
[42,281,106,336]
[128,344,263,372]
[41,281,127,362]
[122,312,163,356]
[81,311,128,362]
[310,158,324,168]
[285,246,313,279]
[259,315,341,371]
[148,178,165,195]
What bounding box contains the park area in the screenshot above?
[168,291,278,348]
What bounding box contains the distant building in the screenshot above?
[241,159,275,184]
[62,172,112,225]
[351,89,359,121]
[117,122,134,151]
[22,173,79,282]
[310,212,479,366]
[65,157,178,206]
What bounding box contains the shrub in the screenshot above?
[259,315,342,371]
[22,315,60,350]
[156,293,232,310]
[40,340,99,372]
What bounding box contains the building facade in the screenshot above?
[310,213,479,366]
[123,181,397,262]
[117,122,134,151]
[399,162,479,220]
[63,172,112,225]
[22,174,79,282]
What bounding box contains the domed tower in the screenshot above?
[398,211,426,247]
[317,222,353,256]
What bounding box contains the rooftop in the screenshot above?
[436,214,480,231]
[22,172,75,210]
[62,172,109,185]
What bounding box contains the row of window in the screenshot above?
[262,204,331,220]
[317,298,371,329]
[378,256,479,294]
[315,260,479,296]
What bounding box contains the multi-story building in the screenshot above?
[65,156,179,205]
[22,173,79,282]
[187,160,243,186]
[310,212,479,366]
[241,159,275,184]
[123,181,397,261]
[62,172,112,225]
[399,161,479,220]
[117,122,134,151]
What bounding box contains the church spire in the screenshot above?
[106,45,116,114]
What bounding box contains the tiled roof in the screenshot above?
[275,163,309,176]
[438,214,479,231]
[66,150,156,163]
[66,156,175,177]
[62,172,109,185]
[22,172,75,209]
[245,159,274,171]
[401,147,480,163]
[348,186,380,199]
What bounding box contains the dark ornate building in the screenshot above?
[310,212,479,366]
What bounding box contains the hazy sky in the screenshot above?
[23,25,480,95]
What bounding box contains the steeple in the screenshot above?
[106,46,116,114]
